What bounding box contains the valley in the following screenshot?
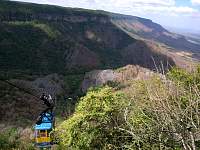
[0,0,200,149]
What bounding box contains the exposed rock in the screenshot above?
[81,70,115,92]
[81,65,157,92]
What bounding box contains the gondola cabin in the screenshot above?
[34,112,54,148]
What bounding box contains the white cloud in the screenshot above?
[13,0,198,16]
[191,0,200,5]
[19,0,175,6]
[86,0,199,18]
[138,6,198,15]
[93,0,175,8]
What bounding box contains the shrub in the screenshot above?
[57,87,133,149]
[0,128,34,150]
[57,67,200,150]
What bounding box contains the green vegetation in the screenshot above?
[7,21,60,38]
[0,21,66,74]
[0,127,34,150]
[2,66,200,150]
[57,67,200,149]
[167,66,200,89]
[64,74,85,94]
[57,87,129,149]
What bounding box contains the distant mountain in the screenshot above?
[165,26,200,46]
[165,26,200,36]
[111,14,200,59]
[0,0,198,126]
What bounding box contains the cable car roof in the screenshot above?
[35,122,52,130]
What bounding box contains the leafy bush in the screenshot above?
[121,67,200,150]
[57,66,200,150]
[0,128,34,150]
[57,87,133,149]
[167,66,200,89]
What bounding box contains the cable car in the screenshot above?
[0,80,56,148]
[34,112,54,148]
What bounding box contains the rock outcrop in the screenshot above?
[81,65,157,92]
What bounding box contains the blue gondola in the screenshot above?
[34,112,54,148]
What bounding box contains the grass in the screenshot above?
[7,21,60,38]
[0,127,35,150]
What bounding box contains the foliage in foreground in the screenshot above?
[57,87,132,149]
[0,127,34,150]
[57,67,200,150]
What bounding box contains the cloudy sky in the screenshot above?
[13,0,200,33]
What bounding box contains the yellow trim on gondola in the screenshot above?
[35,130,51,144]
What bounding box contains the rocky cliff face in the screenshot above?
[81,65,157,92]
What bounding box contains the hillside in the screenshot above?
[0,0,199,128]
[112,14,200,59]
[1,1,198,75]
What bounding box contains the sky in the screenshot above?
[12,0,200,33]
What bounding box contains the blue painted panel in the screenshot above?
[35,122,52,130]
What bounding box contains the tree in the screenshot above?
[57,86,133,149]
